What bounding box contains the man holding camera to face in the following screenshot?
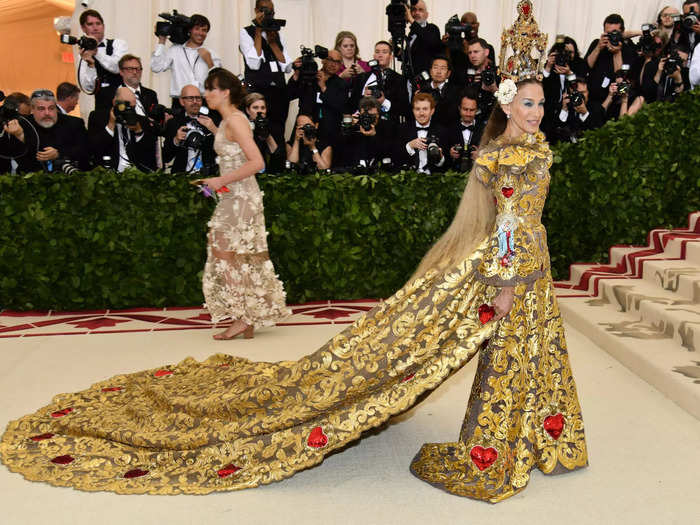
[151,14,222,109]
[463,38,499,119]
[551,78,605,144]
[448,88,484,172]
[76,9,129,115]
[339,96,395,170]
[163,85,219,174]
[286,114,333,173]
[240,0,293,135]
[398,93,449,173]
[92,87,159,173]
[584,14,637,104]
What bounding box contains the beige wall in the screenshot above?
[0,7,75,98]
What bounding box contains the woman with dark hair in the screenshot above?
[0,2,586,504]
[199,68,290,340]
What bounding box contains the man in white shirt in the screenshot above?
[400,93,448,173]
[151,14,222,109]
[240,0,293,133]
[76,9,128,115]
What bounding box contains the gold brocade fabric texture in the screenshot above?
[0,133,587,502]
[202,127,291,326]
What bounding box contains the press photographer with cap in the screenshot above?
[76,9,129,115]
[3,89,89,174]
[151,13,222,109]
[163,85,219,174]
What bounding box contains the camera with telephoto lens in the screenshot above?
[60,34,98,50]
[183,127,206,150]
[453,142,477,172]
[639,24,661,55]
[0,94,20,127]
[568,84,584,108]
[257,5,286,32]
[481,66,497,87]
[425,135,442,165]
[444,14,472,51]
[663,50,683,76]
[357,111,376,132]
[606,29,623,47]
[413,71,431,92]
[465,68,478,85]
[385,0,417,37]
[114,99,139,126]
[294,45,329,86]
[683,7,698,30]
[555,51,571,67]
[253,111,270,139]
[301,123,317,141]
[155,10,192,45]
[146,103,180,135]
[366,59,385,98]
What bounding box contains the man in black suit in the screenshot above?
[404,1,442,77]
[448,88,484,172]
[163,85,219,174]
[397,92,449,173]
[3,89,89,173]
[550,78,605,143]
[339,96,396,170]
[417,56,460,128]
[348,41,410,125]
[88,54,159,134]
[91,87,159,172]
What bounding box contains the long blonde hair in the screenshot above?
[412,79,541,279]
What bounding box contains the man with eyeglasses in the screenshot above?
[288,49,347,150]
[240,0,293,136]
[77,9,129,116]
[163,85,220,174]
[152,14,222,109]
[416,56,460,128]
[3,90,88,174]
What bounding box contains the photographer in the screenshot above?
[339,96,395,170]
[3,89,89,174]
[584,14,638,103]
[335,31,371,83]
[444,13,494,87]
[416,56,460,127]
[543,37,588,117]
[76,9,129,115]
[240,0,293,134]
[645,45,687,102]
[151,14,222,109]
[286,114,332,172]
[682,1,700,61]
[551,78,605,144]
[398,93,449,173]
[448,88,484,172]
[244,93,284,172]
[602,69,644,120]
[56,82,80,115]
[163,85,219,174]
[465,39,499,117]
[92,87,159,172]
[403,1,442,78]
[288,48,347,148]
[349,41,410,124]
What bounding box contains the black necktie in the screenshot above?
[461,124,475,132]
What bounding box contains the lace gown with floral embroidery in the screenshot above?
[0,132,587,503]
[201,127,290,326]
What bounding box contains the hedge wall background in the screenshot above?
[1,89,699,311]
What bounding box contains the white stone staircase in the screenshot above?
[555,212,700,420]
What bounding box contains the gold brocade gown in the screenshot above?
[0,132,587,503]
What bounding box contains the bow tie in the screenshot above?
[461,124,475,132]
[416,126,429,131]
[97,42,105,48]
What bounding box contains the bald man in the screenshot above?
[91,86,159,172]
[405,0,442,76]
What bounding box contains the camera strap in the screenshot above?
[182,47,201,77]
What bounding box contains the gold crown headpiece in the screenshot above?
[498,0,548,83]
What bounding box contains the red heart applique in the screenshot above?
[401,373,415,383]
[154,370,173,377]
[307,426,329,448]
[101,387,123,392]
[124,469,149,479]
[30,433,55,442]
[543,414,565,440]
[501,187,514,198]
[478,304,495,324]
[470,446,498,471]
[217,464,242,478]
[50,408,73,418]
[51,455,74,465]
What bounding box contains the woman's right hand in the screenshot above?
[339,67,354,80]
[493,287,515,321]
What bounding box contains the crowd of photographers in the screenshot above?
[1,0,699,176]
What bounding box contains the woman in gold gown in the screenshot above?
[0,77,587,503]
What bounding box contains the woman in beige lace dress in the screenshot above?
[201,69,290,340]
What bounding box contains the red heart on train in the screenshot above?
[543,413,565,440]
[101,387,123,392]
[478,304,495,324]
[470,446,498,471]
[154,370,173,377]
[501,187,514,198]
[124,469,149,479]
[50,408,73,418]
[307,426,329,448]
[217,464,242,478]
[51,455,74,465]
[30,433,55,442]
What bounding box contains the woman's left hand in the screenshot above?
[202,177,225,192]
[493,287,515,321]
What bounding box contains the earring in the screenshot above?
[506,114,511,119]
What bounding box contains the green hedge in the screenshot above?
[1,90,699,311]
